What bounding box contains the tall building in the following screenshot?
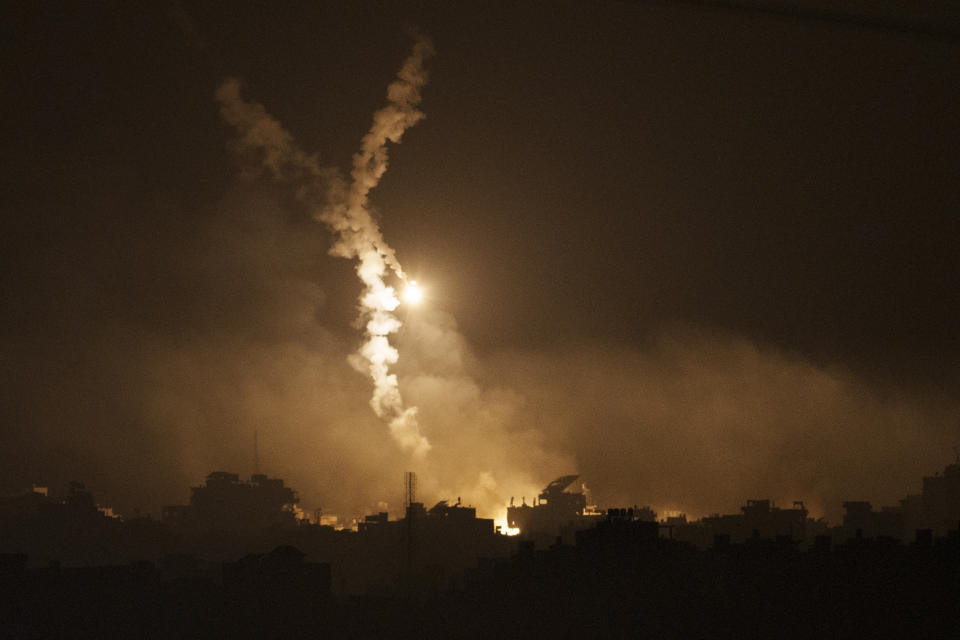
[506,475,601,540]
[162,472,298,533]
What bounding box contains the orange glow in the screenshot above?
[495,515,520,536]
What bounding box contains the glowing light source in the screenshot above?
[495,516,521,536]
[403,280,424,305]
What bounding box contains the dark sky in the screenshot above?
[2,1,959,523]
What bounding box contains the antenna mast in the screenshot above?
[402,471,418,583]
[403,471,417,511]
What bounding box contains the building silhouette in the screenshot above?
[161,472,298,534]
[3,462,960,636]
[0,480,128,566]
[506,474,604,542]
[833,460,960,541]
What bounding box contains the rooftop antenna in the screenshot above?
[254,429,260,475]
[402,471,418,583]
[403,471,417,511]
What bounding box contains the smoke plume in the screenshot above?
[214,37,434,458]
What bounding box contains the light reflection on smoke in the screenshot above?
[215,38,434,458]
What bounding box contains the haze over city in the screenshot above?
[3,2,959,528]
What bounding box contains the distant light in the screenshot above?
[495,516,521,536]
[403,280,424,305]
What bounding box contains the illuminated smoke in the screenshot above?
[215,37,434,457]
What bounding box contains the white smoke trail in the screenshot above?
[215,37,434,457]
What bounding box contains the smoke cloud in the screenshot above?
[3,169,955,524]
[214,37,435,458]
[485,332,960,522]
[202,37,958,525]
[208,38,576,520]
[6,22,955,533]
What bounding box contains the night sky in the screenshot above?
[3,2,959,524]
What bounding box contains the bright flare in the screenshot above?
[403,280,424,305]
[216,37,434,459]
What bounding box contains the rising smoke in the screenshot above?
[3,5,957,533]
[215,37,434,458]
[207,37,960,524]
